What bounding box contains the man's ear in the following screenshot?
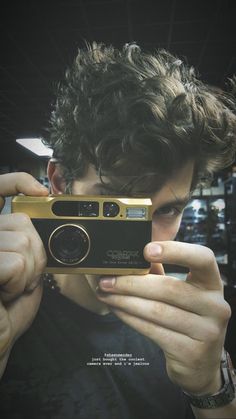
[47,160,66,194]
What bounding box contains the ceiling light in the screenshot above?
[16,137,53,157]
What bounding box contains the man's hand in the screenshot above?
[0,172,48,378]
[97,241,231,395]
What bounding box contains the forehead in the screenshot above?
[71,162,194,201]
[151,161,194,206]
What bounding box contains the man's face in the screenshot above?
[71,162,194,292]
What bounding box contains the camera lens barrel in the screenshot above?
[49,224,90,265]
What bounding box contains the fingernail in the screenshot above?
[147,243,162,258]
[99,277,116,288]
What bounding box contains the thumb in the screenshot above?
[144,243,165,275]
[149,262,165,275]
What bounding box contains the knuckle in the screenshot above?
[202,247,216,266]
[210,296,232,325]
[11,253,26,277]
[18,172,34,184]
[125,276,135,290]
[18,171,29,177]
[203,324,220,343]
[150,301,165,320]
[17,234,30,252]
[193,245,218,273]
[188,346,205,370]
[37,253,47,274]
[34,243,47,276]
[13,212,31,227]
[196,243,213,258]
[164,277,179,296]
[220,300,232,324]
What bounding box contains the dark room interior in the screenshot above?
[0,0,236,392]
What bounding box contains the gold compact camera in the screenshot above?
[12,195,152,275]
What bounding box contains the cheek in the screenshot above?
[151,217,183,242]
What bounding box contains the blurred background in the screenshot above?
[0,0,236,360]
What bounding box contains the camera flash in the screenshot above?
[126,207,147,219]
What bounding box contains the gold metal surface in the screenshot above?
[45,266,151,275]
[11,194,153,220]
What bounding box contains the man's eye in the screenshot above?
[153,206,182,218]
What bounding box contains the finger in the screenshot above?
[0,214,47,279]
[0,230,35,284]
[0,231,32,252]
[108,307,224,393]
[144,241,221,290]
[0,212,34,232]
[96,292,216,341]
[0,252,28,301]
[109,306,196,361]
[0,172,48,197]
[0,281,43,363]
[7,281,43,341]
[0,228,46,300]
[149,262,165,275]
[0,213,46,262]
[98,275,222,316]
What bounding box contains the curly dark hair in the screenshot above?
[45,42,236,194]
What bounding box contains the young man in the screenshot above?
[0,42,236,418]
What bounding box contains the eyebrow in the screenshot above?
[93,183,192,206]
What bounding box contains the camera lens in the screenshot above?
[49,224,90,265]
[103,202,120,217]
